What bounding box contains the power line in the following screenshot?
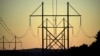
[30,4,42,15]
[0,22,14,36]
[81,26,93,38]
[0,18,15,36]
[17,27,30,38]
[72,25,94,38]
[69,3,80,15]
[32,0,43,14]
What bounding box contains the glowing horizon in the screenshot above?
[0,0,100,50]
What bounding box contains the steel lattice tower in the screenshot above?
[30,1,81,50]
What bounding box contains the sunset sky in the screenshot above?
[0,0,100,50]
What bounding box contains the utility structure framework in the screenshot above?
[30,2,81,49]
[0,36,22,50]
[0,17,22,50]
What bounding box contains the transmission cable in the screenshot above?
[69,3,80,15]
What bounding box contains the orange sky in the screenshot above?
[0,0,100,50]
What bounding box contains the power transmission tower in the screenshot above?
[30,1,81,50]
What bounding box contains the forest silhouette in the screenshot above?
[0,31,100,56]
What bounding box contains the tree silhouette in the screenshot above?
[90,31,100,49]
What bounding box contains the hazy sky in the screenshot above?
[0,0,100,49]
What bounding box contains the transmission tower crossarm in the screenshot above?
[38,26,73,28]
[0,42,21,43]
[30,15,81,17]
